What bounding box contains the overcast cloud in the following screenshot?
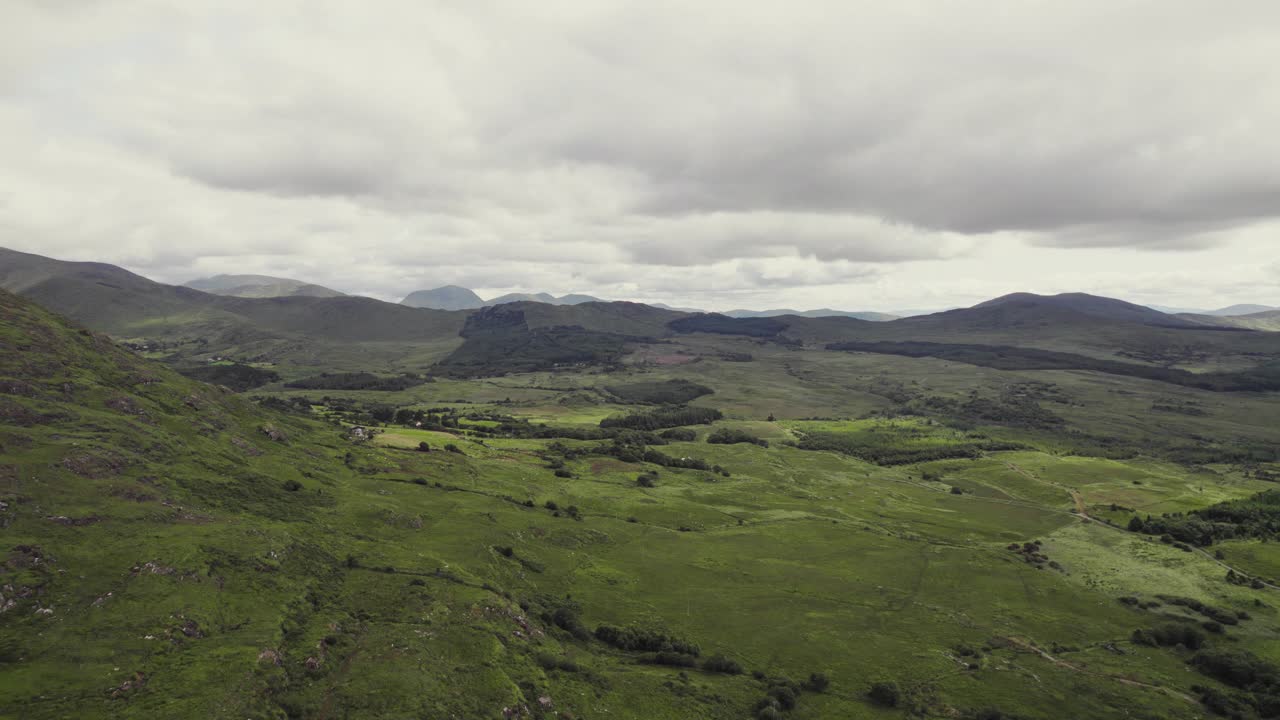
[2,0,1278,311]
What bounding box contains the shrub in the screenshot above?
[768,685,798,710]
[706,427,768,447]
[417,441,430,452]
[804,672,830,692]
[647,651,698,668]
[445,443,464,455]
[605,379,714,405]
[554,468,573,478]
[281,479,303,492]
[600,406,723,431]
[1190,647,1280,689]
[284,372,425,391]
[549,605,590,641]
[868,681,901,707]
[1131,623,1206,650]
[659,428,697,442]
[702,655,744,675]
[594,624,700,656]
[537,652,580,672]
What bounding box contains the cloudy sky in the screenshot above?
[2,1,1279,312]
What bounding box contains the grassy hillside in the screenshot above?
[1181,310,1280,333]
[251,326,1280,719]
[184,275,347,299]
[0,247,468,371]
[783,297,1280,372]
[10,284,1280,716]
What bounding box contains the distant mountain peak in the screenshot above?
[949,291,1205,329]
[401,286,486,310]
[484,291,602,307]
[399,287,603,310]
[1208,304,1277,317]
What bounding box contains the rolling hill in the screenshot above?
[0,247,468,368]
[1179,309,1280,333]
[724,308,899,321]
[771,292,1280,373]
[967,292,1207,328]
[183,274,346,298]
[1206,304,1277,316]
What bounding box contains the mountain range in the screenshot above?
[165,271,1280,323]
[4,246,1280,379]
[399,287,604,310]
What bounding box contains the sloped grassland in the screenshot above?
[9,287,1280,719]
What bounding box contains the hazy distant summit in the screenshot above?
[184,274,345,298]
[398,285,896,319]
[400,285,486,310]
[485,292,603,306]
[724,308,898,321]
[400,286,602,310]
[1206,304,1277,317]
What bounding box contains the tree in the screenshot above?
[417,441,431,452]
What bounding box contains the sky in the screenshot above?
[2,1,1279,313]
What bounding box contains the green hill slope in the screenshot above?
[0,291,744,718]
[780,293,1280,372]
[185,274,346,298]
[1179,310,1280,332]
[0,248,468,369]
[10,289,1280,718]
